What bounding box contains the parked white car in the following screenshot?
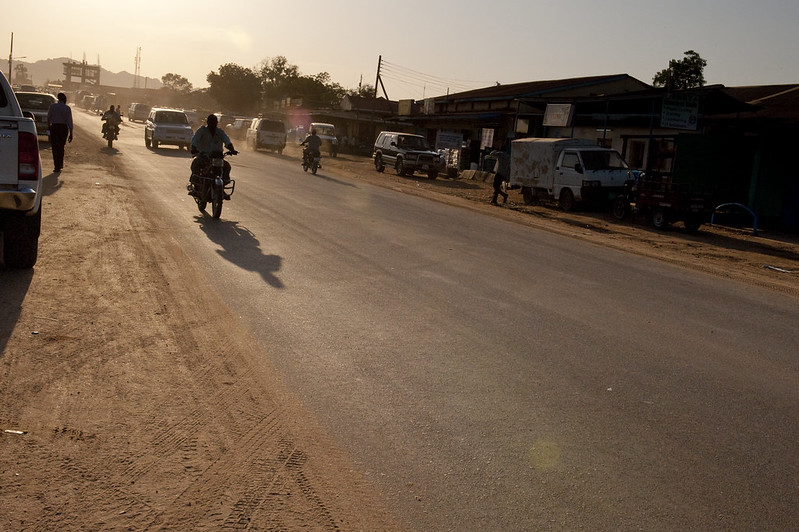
[0,72,42,268]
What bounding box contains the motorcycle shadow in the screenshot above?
[194,217,284,289]
[100,146,121,155]
[148,147,192,158]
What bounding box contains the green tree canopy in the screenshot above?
[257,55,345,110]
[206,63,262,114]
[653,50,707,90]
[161,73,193,92]
[349,83,376,98]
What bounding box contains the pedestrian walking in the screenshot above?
[47,92,73,173]
[490,148,509,205]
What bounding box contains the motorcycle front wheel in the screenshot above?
[311,163,318,175]
[302,163,308,172]
[211,185,223,219]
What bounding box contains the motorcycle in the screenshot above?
[301,148,321,175]
[101,113,122,148]
[187,150,237,219]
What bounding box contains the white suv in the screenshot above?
[247,118,286,154]
[144,108,193,150]
[308,122,338,157]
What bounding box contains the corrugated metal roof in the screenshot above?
[435,74,650,101]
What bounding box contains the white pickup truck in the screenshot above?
[0,71,43,268]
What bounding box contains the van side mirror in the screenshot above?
[574,163,584,174]
[23,111,35,120]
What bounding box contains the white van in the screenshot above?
[247,118,287,154]
[308,122,338,157]
[509,138,631,211]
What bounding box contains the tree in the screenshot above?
[653,50,707,90]
[257,56,346,110]
[258,56,300,106]
[206,63,262,114]
[350,83,376,98]
[161,73,193,93]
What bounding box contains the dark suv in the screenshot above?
[373,131,442,179]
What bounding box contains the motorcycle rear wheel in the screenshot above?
[311,163,318,175]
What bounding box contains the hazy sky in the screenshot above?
[4,0,798,99]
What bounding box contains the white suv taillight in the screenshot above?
[18,130,40,179]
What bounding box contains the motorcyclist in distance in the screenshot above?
[301,128,322,166]
[191,114,237,183]
[101,104,121,138]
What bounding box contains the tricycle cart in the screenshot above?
[613,175,713,232]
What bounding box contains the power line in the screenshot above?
[377,58,492,99]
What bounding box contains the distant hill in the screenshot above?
[13,57,162,90]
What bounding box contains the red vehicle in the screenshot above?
[613,173,713,231]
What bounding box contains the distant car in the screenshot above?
[214,113,235,127]
[144,108,193,150]
[308,122,338,157]
[228,117,253,140]
[247,118,286,154]
[127,103,151,123]
[182,110,199,128]
[373,131,443,179]
[14,91,57,136]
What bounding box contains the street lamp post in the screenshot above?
[8,33,26,82]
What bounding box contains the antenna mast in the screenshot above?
[134,47,141,88]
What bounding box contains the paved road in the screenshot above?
[101,113,799,530]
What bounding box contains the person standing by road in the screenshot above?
[47,92,73,173]
[490,147,509,205]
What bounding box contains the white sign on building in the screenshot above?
[543,104,574,127]
[660,95,699,130]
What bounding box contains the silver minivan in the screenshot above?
[246,118,286,154]
[144,108,193,150]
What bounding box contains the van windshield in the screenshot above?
[314,125,335,136]
[581,150,629,171]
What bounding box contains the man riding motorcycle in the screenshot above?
[101,105,122,138]
[301,128,322,167]
[190,114,237,198]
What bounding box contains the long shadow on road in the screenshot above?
[0,268,34,356]
[195,216,284,288]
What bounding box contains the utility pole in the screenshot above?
[371,55,382,139]
[373,55,390,102]
[134,47,141,88]
[8,32,13,79]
